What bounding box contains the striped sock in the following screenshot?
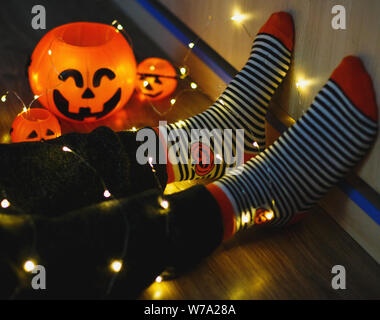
[206,56,378,240]
[157,12,294,183]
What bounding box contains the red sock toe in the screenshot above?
[331,56,378,122]
[258,12,294,52]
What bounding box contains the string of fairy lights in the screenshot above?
[0,9,310,296]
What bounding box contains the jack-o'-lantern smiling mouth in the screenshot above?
[52,67,122,121]
[53,88,121,121]
[144,91,163,98]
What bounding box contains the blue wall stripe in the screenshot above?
[137,0,380,227]
[338,181,380,226]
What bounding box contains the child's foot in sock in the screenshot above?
[205,56,378,240]
[157,12,294,183]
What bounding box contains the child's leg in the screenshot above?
[159,12,294,182]
[205,56,378,239]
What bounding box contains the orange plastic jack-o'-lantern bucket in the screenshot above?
[11,108,61,143]
[137,57,177,101]
[28,22,137,123]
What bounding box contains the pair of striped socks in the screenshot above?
[158,12,378,240]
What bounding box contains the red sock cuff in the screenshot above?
[206,184,236,241]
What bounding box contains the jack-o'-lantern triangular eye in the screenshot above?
[46,129,55,136]
[27,130,38,139]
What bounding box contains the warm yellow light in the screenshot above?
[24,260,36,272]
[132,127,137,132]
[177,120,185,127]
[190,82,198,89]
[170,99,176,105]
[188,42,195,49]
[242,214,250,224]
[117,24,123,31]
[265,211,274,221]
[179,67,187,75]
[231,13,246,23]
[1,95,6,103]
[296,79,310,90]
[160,199,169,210]
[103,190,111,198]
[48,49,52,55]
[23,107,28,113]
[62,146,72,152]
[155,275,163,283]
[149,65,156,71]
[110,260,123,273]
[253,141,259,148]
[179,66,188,79]
[1,199,10,209]
[34,95,39,99]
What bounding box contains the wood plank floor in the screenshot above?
[0,0,379,299]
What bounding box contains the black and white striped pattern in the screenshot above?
[213,80,378,231]
[165,33,292,181]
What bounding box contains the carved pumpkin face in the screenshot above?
[11,108,61,143]
[137,58,177,101]
[29,22,136,123]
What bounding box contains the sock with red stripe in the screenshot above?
[158,12,294,183]
[204,56,378,240]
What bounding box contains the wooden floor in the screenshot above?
[1,0,380,299]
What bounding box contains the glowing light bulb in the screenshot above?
[188,42,195,49]
[242,214,250,224]
[1,199,10,208]
[149,65,156,71]
[170,99,176,105]
[231,13,246,23]
[62,146,72,152]
[160,199,169,210]
[117,24,123,31]
[179,67,187,75]
[24,260,36,272]
[103,190,111,198]
[190,82,198,89]
[23,107,28,113]
[34,95,39,99]
[296,79,310,90]
[110,260,122,273]
[48,49,52,55]
[1,95,6,103]
[155,275,163,283]
[177,120,185,127]
[132,127,137,132]
[265,210,274,221]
